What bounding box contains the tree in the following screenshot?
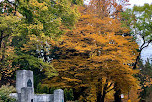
[0,8,19,85]
[122,4,152,69]
[43,6,139,102]
[89,0,129,18]
[13,0,80,68]
[15,0,81,86]
[88,0,138,101]
[137,59,152,101]
[0,0,81,87]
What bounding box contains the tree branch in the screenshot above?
[0,34,9,40]
[133,39,152,69]
[140,40,152,51]
[107,82,114,89]
[5,0,17,7]
[140,36,146,50]
[106,87,115,93]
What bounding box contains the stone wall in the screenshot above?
[9,93,18,100]
[34,94,54,102]
[21,87,34,102]
[12,70,64,102]
[10,89,64,102]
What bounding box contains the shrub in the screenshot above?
[0,85,16,102]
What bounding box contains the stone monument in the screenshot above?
[10,70,64,102]
[16,70,34,102]
[54,89,64,102]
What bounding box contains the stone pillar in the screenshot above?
[16,70,34,102]
[54,89,64,102]
[16,70,34,93]
[21,87,34,102]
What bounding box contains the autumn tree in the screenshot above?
[42,6,139,102]
[89,0,129,18]
[9,0,81,91]
[88,0,138,101]
[0,0,81,88]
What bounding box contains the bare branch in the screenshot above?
[140,40,152,51]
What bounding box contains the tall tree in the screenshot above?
[43,6,139,102]
[14,0,81,76]
[0,1,19,84]
[0,0,81,87]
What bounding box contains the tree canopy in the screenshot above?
[1,0,152,102]
[43,5,139,101]
[0,0,80,86]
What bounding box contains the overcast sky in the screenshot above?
[84,0,152,7]
[129,0,152,8]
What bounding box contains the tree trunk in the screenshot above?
[0,30,3,48]
[97,91,102,102]
[133,51,141,69]
[73,87,87,101]
[101,90,106,102]
[114,89,121,102]
[97,77,103,102]
[114,83,121,102]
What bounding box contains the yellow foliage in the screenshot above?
[43,6,139,101]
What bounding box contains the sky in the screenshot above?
[84,0,152,7]
[129,0,152,7]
